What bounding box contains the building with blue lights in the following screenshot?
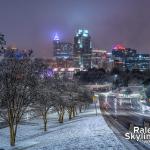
[53,33,61,57]
[74,29,92,54]
[91,49,114,71]
[0,45,33,61]
[125,54,150,71]
[74,29,92,69]
[53,33,73,60]
[112,44,150,71]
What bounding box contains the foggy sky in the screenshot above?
[0,0,150,58]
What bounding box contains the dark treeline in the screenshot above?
[75,67,150,87]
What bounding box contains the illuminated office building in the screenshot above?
[112,44,150,71]
[53,33,73,60]
[74,29,92,69]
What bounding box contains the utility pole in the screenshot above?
[93,95,97,116]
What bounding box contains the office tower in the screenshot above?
[53,33,73,60]
[53,33,61,57]
[112,44,150,71]
[74,29,92,69]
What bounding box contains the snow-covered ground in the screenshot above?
[0,103,127,150]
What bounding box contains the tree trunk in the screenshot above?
[58,106,64,123]
[59,113,64,123]
[43,113,48,131]
[68,112,72,120]
[8,111,17,147]
[75,107,78,115]
[44,119,47,131]
[79,105,82,113]
[9,125,16,146]
[67,107,72,120]
[72,106,75,117]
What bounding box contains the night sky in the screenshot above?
[0,0,150,58]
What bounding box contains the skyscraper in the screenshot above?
[74,29,92,55]
[53,33,61,57]
[112,44,150,71]
[53,33,73,60]
[74,29,92,69]
[112,44,137,70]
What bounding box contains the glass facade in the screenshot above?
[112,46,150,71]
[74,29,92,69]
[53,34,73,60]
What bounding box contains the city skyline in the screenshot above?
[0,0,150,58]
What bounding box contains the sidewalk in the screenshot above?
[0,103,127,150]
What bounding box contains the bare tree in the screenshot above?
[32,77,56,131]
[54,78,92,121]
[52,76,67,123]
[60,79,92,120]
[54,95,66,123]
[0,58,36,146]
[77,87,92,113]
[65,80,79,120]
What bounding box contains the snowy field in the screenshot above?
[0,104,127,150]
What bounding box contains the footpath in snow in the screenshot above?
[0,103,127,150]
